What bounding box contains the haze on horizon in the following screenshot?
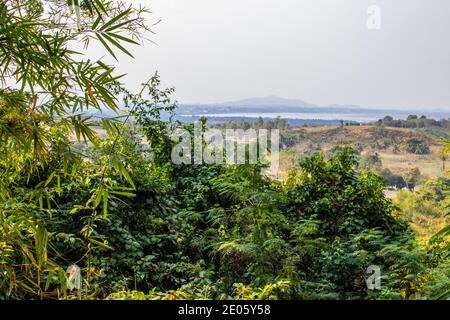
[109,0,450,111]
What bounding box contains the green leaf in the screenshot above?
[45,270,55,291]
[103,188,109,218]
[87,238,113,250]
[105,32,140,45]
[99,9,132,31]
[110,190,136,197]
[102,33,134,58]
[118,161,135,189]
[97,34,117,61]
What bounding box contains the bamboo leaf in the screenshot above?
[99,9,132,31]
[97,34,117,61]
[102,33,134,58]
[87,238,113,250]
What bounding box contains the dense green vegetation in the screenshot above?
[0,0,449,301]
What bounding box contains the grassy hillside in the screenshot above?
[280,125,448,179]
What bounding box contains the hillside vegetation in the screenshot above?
[279,126,448,180]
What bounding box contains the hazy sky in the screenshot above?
[105,0,450,110]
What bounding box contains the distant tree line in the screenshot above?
[210,116,290,130]
[376,115,450,129]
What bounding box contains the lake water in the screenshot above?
[193,112,385,123]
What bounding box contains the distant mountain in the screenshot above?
[220,96,362,109]
[177,96,366,115]
[220,95,316,108]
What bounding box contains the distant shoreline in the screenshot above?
[171,115,359,126]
